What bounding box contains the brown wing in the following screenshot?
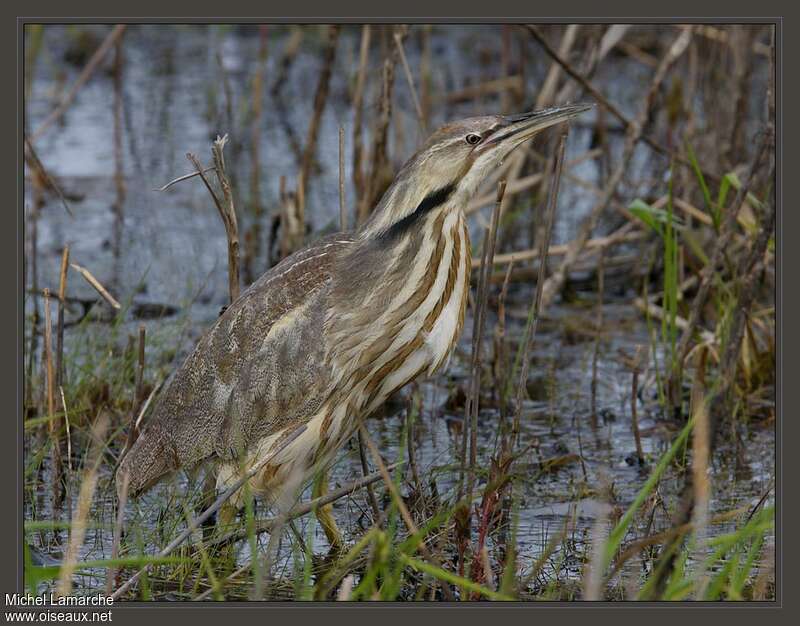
[118,233,354,496]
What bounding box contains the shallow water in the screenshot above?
[24,24,774,596]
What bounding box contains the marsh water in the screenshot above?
[24,25,774,596]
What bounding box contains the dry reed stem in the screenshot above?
[444,76,524,105]
[630,345,647,463]
[69,262,121,309]
[23,136,72,216]
[186,135,240,303]
[539,27,693,309]
[337,575,355,600]
[56,414,109,597]
[582,486,611,600]
[475,226,643,269]
[299,25,340,210]
[689,346,710,598]
[58,386,72,472]
[535,25,580,109]
[32,25,127,141]
[135,324,145,407]
[106,471,129,595]
[361,25,408,219]
[352,25,372,219]
[43,289,62,514]
[55,246,69,389]
[466,181,506,503]
[393,30,426,133]
[511,130,568,446]
[339,126,347,230]
[111,425,308,599]
[590,248,605,428]
[270,27,303,96]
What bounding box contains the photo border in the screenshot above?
[2,2,792,624]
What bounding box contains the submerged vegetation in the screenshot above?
[23,23,775,601]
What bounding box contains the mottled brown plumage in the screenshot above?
[117,103,591,520]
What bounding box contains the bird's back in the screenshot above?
[117,233,355,496]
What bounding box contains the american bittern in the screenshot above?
[117,103,591,549]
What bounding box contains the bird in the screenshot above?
[116,103,592,549]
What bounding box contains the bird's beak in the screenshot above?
[479,102,594,152]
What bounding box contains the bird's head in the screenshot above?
[361,103,593,239]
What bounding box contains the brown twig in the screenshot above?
[69,262,121,310]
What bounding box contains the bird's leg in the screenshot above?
[312,469,343,553]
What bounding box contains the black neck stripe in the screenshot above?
[381,183,456,240]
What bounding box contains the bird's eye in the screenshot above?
[465,133,482,145]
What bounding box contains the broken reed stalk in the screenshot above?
[55,246,70,389]
[466,181,506,504]
[339,126,347,230]
[393,30,426,133]
[111,425,307,600]
[352,25,372,222]
[186,135,240,303]
[458,226,490,503]
[298,24,340,215]
[56,414,110,597]
[539,27,693,309]
[511,130,568,448]
[58,386,72,472]
[31,24,127,141]
[69,262,121,310]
